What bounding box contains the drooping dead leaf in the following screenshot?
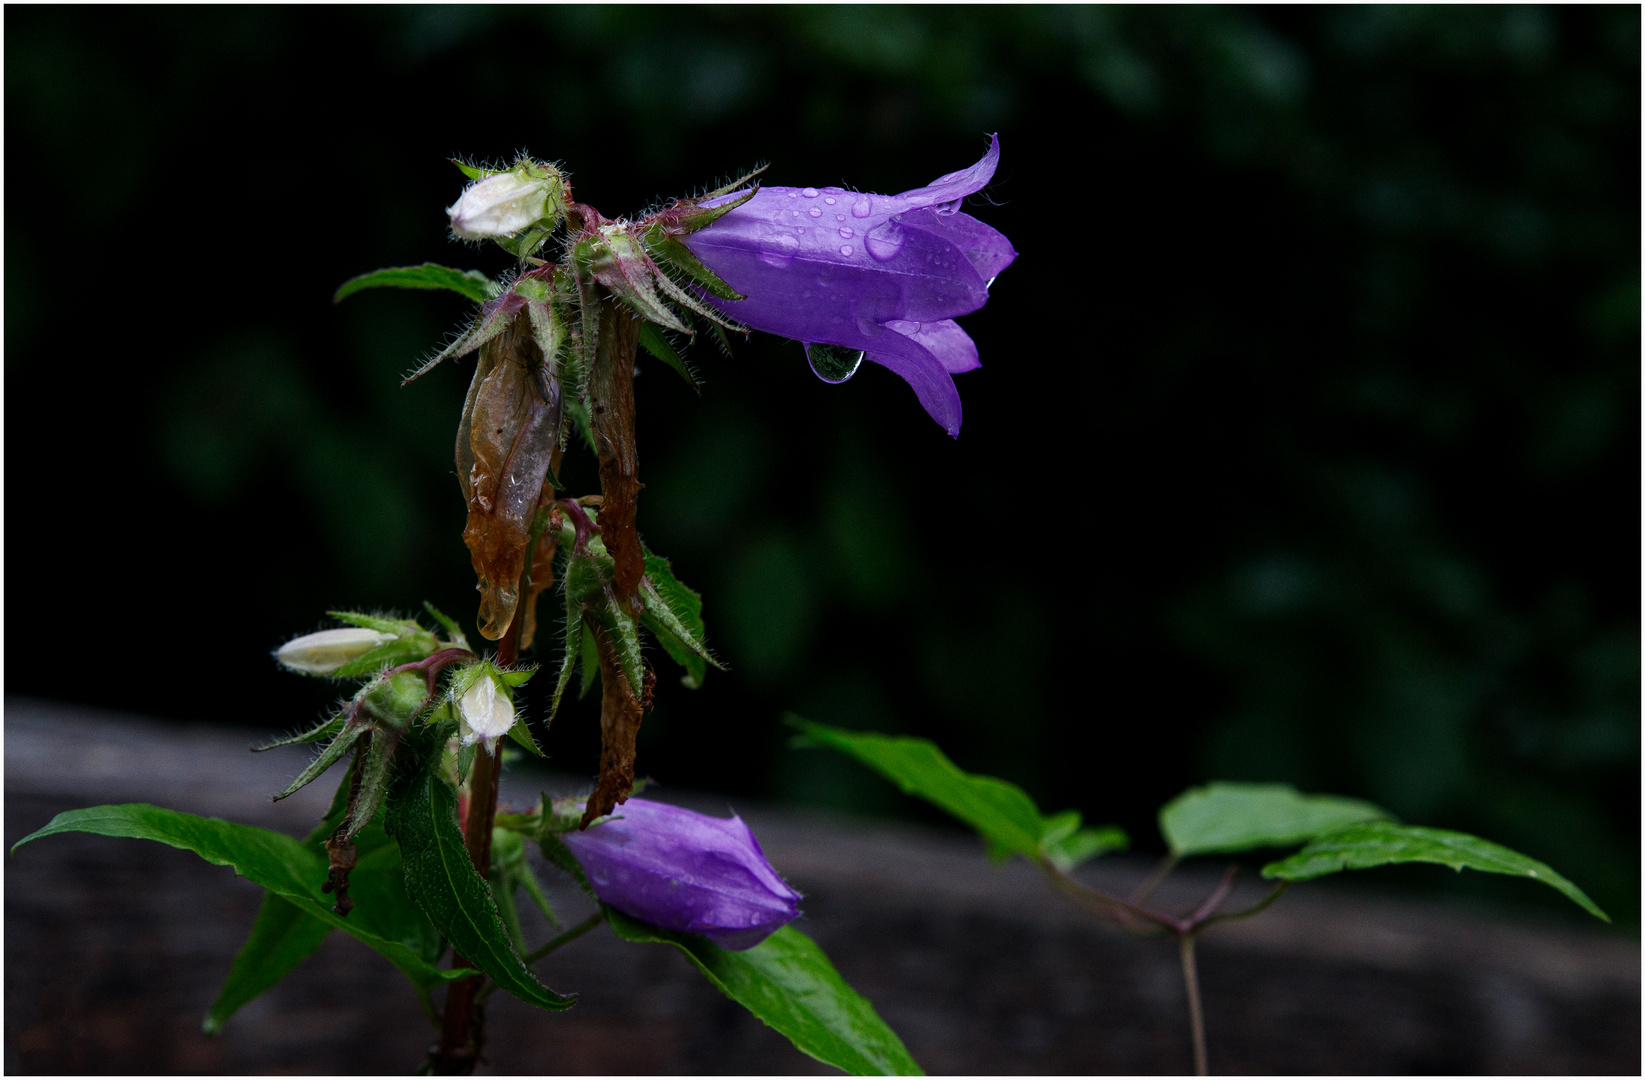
[581,622,644,828]
[459,312,559,639]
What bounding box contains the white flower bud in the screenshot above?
[274,627,394,676]
[447,170,556,239]
[458,675,515,748]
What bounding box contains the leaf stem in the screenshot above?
[1034,857,1176,935]
[1198,881,1288,929]
[526,910,605,965]
[1179,932,1209,1076]
[1130,852,1179,906]
[475,910,604,1005]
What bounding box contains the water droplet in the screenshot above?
[839,244,853,256]
[839,226,854,239]
[852,196,872,218]
[864,219,906,262]
[801,187,819,198]
[805,342,865,383]
[757,233,800,267]
[808,207,822,218]
[824,196,837,205]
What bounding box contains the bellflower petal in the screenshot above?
[560,797,802,950]
[457,675,514,749]
[897,209,1018,286]
[682,135,1013,437]
[884,319,981,374]
[274,627,395,675]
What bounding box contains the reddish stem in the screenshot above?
[431,557,530,1073]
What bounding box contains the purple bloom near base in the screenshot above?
[560,797,802,950]
[682,135,1016,437]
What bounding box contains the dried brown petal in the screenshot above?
[460,311,558,639]
[588,298,645,608]
[581,622,645,828]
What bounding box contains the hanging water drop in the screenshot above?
[804,342,866,384]
[863,219,906,262]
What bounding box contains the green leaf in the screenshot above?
[578,622,600,699]
[648,235,746,301]
[255,713,343,750]
[606,910,921,1076]
[640,544,720,688]
[537,832,597,900]
[1159,782,1392,858]
[1041,823,1130,872]
[333,263,495,304]
[565,396,599,456]
[203,893,329,1034]
[421,601,470,650]
[330,637,438,679]
[638,322,700,390]
[549,597,585,720]
[383,762,576,1010]
[789,719,1126,868]
[11,805,469,991]
[273,720,367,801]
[1262,822,1609,921]
[787,718,1043,859]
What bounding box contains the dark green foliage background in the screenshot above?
[7,7,1637,922]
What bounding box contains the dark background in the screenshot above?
[7,7,1639,924]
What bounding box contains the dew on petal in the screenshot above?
[836,213,846,222]
[839,226,854,239]
[839,244,853,256]
[808,206,822,218]
[801,187,820,198]
[805,342,865,384]
[864,219,907,262]
[824,196,836,205]
[851,196,872,218]
[758,233,800,267]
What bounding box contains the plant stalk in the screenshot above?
[431,554,532,1074]
[1179,932,1209,1076]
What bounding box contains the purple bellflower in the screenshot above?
[682,135,1016,436]
[559,797,802,950]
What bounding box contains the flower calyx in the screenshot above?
[447,660,539,765]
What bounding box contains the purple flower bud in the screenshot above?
[559,797,802,950]
[682,135,1017,437]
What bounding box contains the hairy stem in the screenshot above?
[1180,933,1209,1076]
[431,562,531,1074]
